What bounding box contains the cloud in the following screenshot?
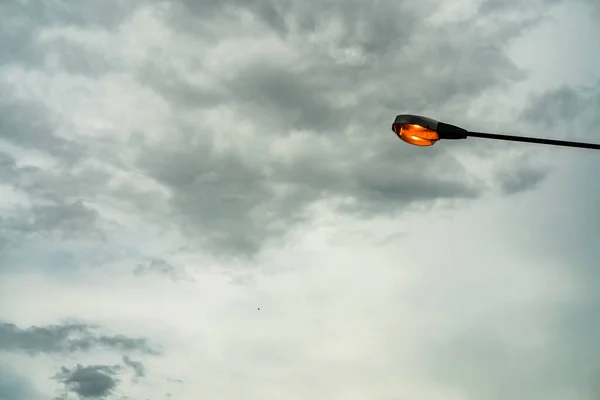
[127,0,555,256]
[495,161,548,195]
[0,322,159,356]
[521,86,592,126]
[91,334,160,355]
[0,0,144,72]
[123,355,146,379]
[53,364,120,399]
[0,0,558,258]
[0,131,106,250]
[27,201,104,240]
[134,258,194,282]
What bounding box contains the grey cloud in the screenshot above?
[53,364,120,399]
[138,65,228,110]
[0,322,159,356]
[0,0,152,78]
[123,0,557,256]
[0,153,112,251]
[0,0,142,68]
[123,355,146,379]
[521,83,600,146]
[134,258,194,282]
[0,91,84,163]
[170,0,422,56]
[0,322,89,354]
[148,0,533,128]
[521,86,590,125]
[138,126,481,256]
[496,164,547,195]
[167,0,288,35]
[0,91,108,249]
[479,0,561,13]
[0,0,560,259]
[42,38,117,77]
[28,201,104,240]
[91,334,160,355]
[0,152,17,181]
[165,0,533,100]
[230,63,345,132]
[0,199,105,254]
[138,140,295,256]
[2,1,141,30]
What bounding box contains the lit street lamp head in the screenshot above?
[391,115,439,146]
[391,114,600,150]
[392,114,467,147]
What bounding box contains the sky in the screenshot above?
[1,0,600,399]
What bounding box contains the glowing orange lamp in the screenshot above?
[392,114,466,147]
[391,114,600,150]
[393,124,439,146]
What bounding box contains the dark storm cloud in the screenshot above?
[124,0,556,256]
[150,0,533,128]
[53,364,120,399]
[0,322,159,355]
[138,129,481,255]
[0,0,556,258]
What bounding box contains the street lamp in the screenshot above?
[392,114,600,150]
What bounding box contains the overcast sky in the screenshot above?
[1,0,600,399]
